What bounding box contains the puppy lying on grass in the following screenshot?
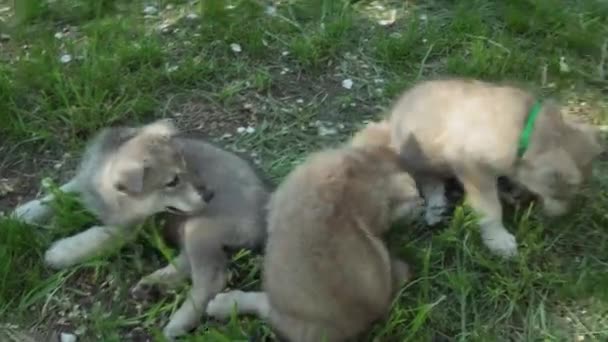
[12,119,270,340]
[358,78,603,257]
[205,138,423,342]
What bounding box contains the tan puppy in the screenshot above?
[385,78,603,257]
[205,144,422,342]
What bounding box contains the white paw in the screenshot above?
[206,291,243,320]
[162,324,184,341]
[44,241,79,269]
[482,228,518,258]
[424,205,445,225]
[13,199,53,225]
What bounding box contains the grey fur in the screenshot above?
[12,119,269,340]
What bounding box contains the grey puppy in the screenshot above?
[376,78,602,257]
[12,119,269,339]
[206,142,423,342]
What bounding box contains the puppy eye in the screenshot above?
[165,175,180,188]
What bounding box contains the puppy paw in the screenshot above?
[44,241,79,269]
[161,325,182,341]
[482,228,518,258]
[13,199,52,225]
[130,282,162,301]
[206,291,244,320]
[424,205,445,225]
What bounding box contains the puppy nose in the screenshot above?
[203,189,215,202]
[196,185,214,202]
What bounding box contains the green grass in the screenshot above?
[0,0,607,340]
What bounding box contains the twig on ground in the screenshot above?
[597,38,608,80]
[417,43,434,80]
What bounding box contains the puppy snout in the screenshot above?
[197,185,215,202]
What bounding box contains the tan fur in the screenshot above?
[206,144,422,342]
[350,120,392,149]
[387,78,603,257]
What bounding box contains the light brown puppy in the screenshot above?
[205,144,422,342]
[385,78,603,257]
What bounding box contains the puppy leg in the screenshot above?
[457,168,517,257]
[162,222,229,339]
[44,225,134,269]
[419,177,447,225]
[208,291,343,342]
[206,290,270,320]
[391,258,412,294]
[131,251,191,299]
[13,179,80,226]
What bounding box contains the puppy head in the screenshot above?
[350,120,392,149]
[518,118,603,216]
[563,120,603,179]
[109,120,214,216]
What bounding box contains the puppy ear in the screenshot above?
[114,161,147,194]
[141,119,178,138]
[388,172,422,221]
[389,172,419,198]
[350,120,391,148]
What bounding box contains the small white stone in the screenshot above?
[54,32,64,39]
[378,9,397,26]
[265,6,277,16]
[318,125,337,136]
[186,13,199,20]
[341,79,353,89]
[60,332,77,342]
[143,6,157,15]
[577,336,585,341]
[420,14,428,21]
[559,56,570,73]
[246,126,255,134]
[296,99,304,104]
[60,54,72,63]
[230,43,242,53]
[282,51,289,56]
[237,127,246,134]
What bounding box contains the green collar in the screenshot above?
[517,101,543,158]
